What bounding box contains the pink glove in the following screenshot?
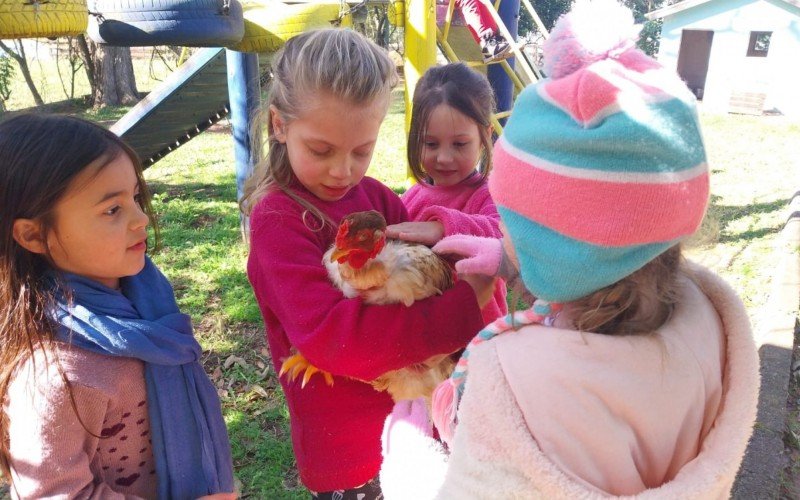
[381,398,433,456]
[432,234,504,276]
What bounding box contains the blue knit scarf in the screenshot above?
[49,257,234,499]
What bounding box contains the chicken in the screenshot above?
[280,210,457,403]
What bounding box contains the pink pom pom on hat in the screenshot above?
[488,0,709,303]
[542,0,642,79]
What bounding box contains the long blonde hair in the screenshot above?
[240,28,399,230]
[569,245,683,335]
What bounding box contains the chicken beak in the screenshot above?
[330,247,352,262]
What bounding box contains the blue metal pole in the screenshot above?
[488,0,519,120]
[226,49,261,233]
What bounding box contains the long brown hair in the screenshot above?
[0,113,158,479]
[407,63,495,184]
[240,28,399,232]
[569,245,683,335]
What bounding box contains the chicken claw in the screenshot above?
[279,352,335,387]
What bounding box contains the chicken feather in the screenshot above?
[280,211,458,403]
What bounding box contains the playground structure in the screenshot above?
[0,0,548,200]
[4,6,796,498]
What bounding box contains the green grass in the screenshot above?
[5,54,799,495]
[684,111,800,331]
[370,87,409,192]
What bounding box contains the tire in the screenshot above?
[0,0,88,39]
[230,0,348,54]
[87,0,244,47]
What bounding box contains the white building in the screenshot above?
[647,0,800,117]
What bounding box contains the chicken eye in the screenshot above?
[356,233,368,241]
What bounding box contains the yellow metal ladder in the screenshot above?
[436,0,549,132]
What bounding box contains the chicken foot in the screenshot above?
[279,350,335,388]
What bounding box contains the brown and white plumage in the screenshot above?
[324,238,454,306]
[280,210,457,403]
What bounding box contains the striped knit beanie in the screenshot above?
[489,0,709,303]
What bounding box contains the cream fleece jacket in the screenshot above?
[381,263,759,499]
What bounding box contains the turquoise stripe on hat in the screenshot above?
[503,88,705,174]
[498,206,677,302]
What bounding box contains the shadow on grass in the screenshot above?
[1,96,148,127]
[148,179,238,201]
[707,195,789,244]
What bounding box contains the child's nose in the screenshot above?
[329,157,352,179]
[438,148,453,164]
[131,204,149,230]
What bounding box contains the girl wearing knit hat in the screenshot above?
[379,0,759,498]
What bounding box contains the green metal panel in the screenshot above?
[111,47,230,167]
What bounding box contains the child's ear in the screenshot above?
[270,105,287,143]
[12,219,47,255]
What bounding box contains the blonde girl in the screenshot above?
[242,29,494,498]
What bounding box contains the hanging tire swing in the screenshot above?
[87,0,245,46]
[230,0,349,53]
[0,0,88,39]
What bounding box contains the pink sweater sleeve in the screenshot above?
[248,198,485,382]
[412,184,502,238]
[6,355,146,500]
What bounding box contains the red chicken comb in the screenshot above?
[334,218,351,249]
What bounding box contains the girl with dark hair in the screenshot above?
[387,62,508,324]
[0,114,235,499]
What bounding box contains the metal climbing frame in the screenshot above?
[436,0,549,132]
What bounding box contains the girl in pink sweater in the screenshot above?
[240,30,493,498]
[380,1,759,497]
[387,63,508,325]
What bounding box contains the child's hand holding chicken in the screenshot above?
[280,210,462,403]
[385,220,445,246]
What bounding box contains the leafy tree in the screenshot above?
[519,5,535,36]
[0,54,14,111]
[637,18,662,55]
[519,0,664,55]
[0,40,43,106]
[519,0,573,36]
[621,0,665,55]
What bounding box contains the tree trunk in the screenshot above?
[0,40,43,106]
[115,47,138,103]
[76,35,96,98]
[91,42,139,108]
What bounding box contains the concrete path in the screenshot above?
[733,191,800,498]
